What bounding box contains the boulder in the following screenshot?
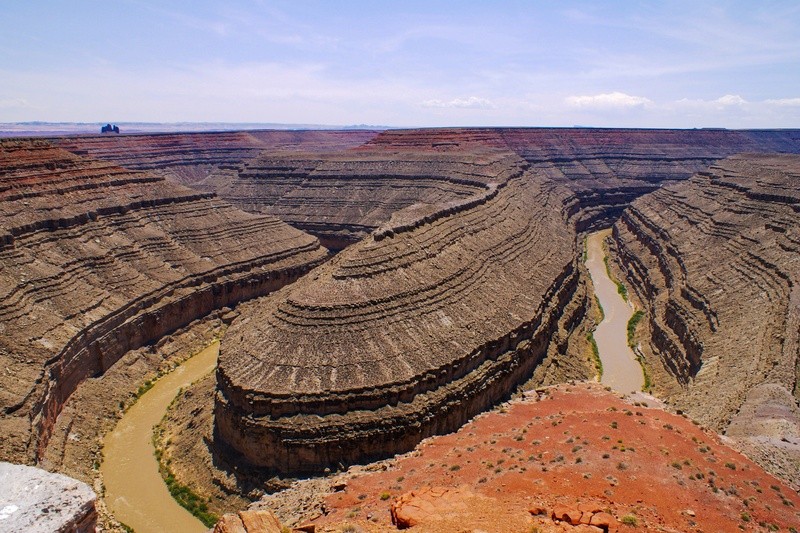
[390,487,472,529]
[589,511,618,532]
[0,462,96,533]
[213,509,283,533]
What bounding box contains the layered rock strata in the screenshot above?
[54,130,378,186]
[367,128,800,230]
[199,128,800,249]
[0,139,327,463]
[215,153,582,475]
[199,150,524,250]
[612,154,800,436]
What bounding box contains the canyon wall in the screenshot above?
[5,127,800,482]
[214,148,586,475]
[388,127,800,229]
[0,139,328,463]
[196,128,800,246]
[613,154,800,438]
[197,149,523,250]
[54,130,378,186]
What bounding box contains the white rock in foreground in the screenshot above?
[0,462,96,532]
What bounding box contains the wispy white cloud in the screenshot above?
[765,97,800,106]
[565,92,652,109]
[714,94,747,106]
[421,97,496,109]
[0,98,31,109]
[673,94,749,111]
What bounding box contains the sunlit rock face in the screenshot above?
[613,154,800,485]
[0,139,327,463]
[215,148,584,474]
[0,462,97,533]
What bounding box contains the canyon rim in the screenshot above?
[2,127,800,532]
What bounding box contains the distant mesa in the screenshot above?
[100,123,120,134]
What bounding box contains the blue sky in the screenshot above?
[1,1,799,128]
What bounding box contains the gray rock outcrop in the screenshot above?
[0,462,96,532]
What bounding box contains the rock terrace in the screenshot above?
[215,150,584,474]
[0,139,327,463]
[613,153,800,485]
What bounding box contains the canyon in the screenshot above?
[0,138,327,467]
[613,153,800,485]
[1,127,800,531]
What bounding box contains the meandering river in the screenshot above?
[585,229,645,393]
[100,231,643,531]
[101,342,219,533]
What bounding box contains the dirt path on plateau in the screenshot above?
[100,342,219,533]
[585,229,644,393]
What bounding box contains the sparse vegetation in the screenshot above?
[594,295,605,321]
[603,252,628,301]
[627,310,644,345]
[587,332,603,378]
[621,515,638,526]
[152,384,219,527]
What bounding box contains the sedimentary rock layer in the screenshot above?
[0,139,327,463]
[215,152,582,474]
[367,128,800,229]
[613,154,800,432]
[54,130,378,186]
[199,149,524,249]
[200,128,800,247]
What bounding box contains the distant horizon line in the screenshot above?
[3,121,800,139]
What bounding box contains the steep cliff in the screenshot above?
[199,128,800,247]
[54,130,379,186]
[215,151,585,475]
[0,139,328,463]
[612,154,800,481]
[198,149,524,250]
[368,128,800,219]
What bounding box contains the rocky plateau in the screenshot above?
[223,383,800,533]
[2,128,800,532]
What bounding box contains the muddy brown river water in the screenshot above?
[585,229,645,393]
[101,342,219,533]
[99,231,642,531]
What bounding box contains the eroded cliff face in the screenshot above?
[366,128,800,229]
[54,130,379,186]
[198,149,525,250]
[0,139,328,463]
[215,150,585,475]
[197,128,800,248]
[612,155,800,477]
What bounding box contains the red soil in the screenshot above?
[314,383,800,533]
